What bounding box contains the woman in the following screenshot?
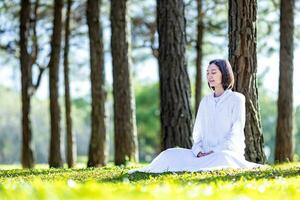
[128,59,263,174]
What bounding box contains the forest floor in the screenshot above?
[0,162,299,199]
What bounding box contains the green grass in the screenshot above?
[0,163,299,199]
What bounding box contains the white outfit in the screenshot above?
[128,90,263,174]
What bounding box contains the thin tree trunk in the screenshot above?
[49,0,63,168]
[195,0,204,113]
[157,0,193,150]
[228,0,266,163]
[20,0,34,168]
[64,0,76,168]
[111,0,138,165]
[87,0,106,167]
[275,0,294,163]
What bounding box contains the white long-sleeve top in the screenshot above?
[191,89,246,157]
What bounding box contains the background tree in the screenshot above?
[195,0,204,112]
[63,0,76,168]
[86,0,106,167]
[48,0,63,168]
[275,0,295,163]
[111,0,138,165]
[157,0,193,150]
[19,0,45,168]
[20,0,34,168]
[228,0,266,163]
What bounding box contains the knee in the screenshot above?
[161,147,178,155]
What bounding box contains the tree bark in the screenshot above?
[64,0,76,168]
[20,0,34,168]
[157,0,193,150]
[87,0,106,167]
[195,0,204,113]
[275,0,294,163]
[111,0,138,165]
[228,0,266,163]
[48,0,63,168]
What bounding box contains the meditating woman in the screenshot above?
[129,59,263,173]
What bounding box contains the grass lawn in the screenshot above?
[0,162,299,199]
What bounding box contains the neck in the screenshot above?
[214,87,225,97]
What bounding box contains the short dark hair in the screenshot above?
[208,59,235,90]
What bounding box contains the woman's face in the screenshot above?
[207,63,222,89]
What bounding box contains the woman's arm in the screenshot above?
[191,98,206,156]
[213,94,246,152]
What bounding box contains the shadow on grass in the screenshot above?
[0,166,130,183]
[125,165,300,184]
[0,168,95,178]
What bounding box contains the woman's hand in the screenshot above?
[197,151,214,157]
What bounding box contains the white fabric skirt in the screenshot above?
[128,147,263,174]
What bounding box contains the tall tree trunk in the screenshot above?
[157,0,193,150]
[275,0,294,163]
[87,0,106,167]
[228,0,266,163]
[49,0,63,168]
[111,0,138,165]
[64,0,76,168]
[20,0,34,168]
[195,0,204,113]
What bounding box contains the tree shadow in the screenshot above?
[124,165,300,183]
[0,168,94,179]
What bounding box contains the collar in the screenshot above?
[209,89,233,104]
